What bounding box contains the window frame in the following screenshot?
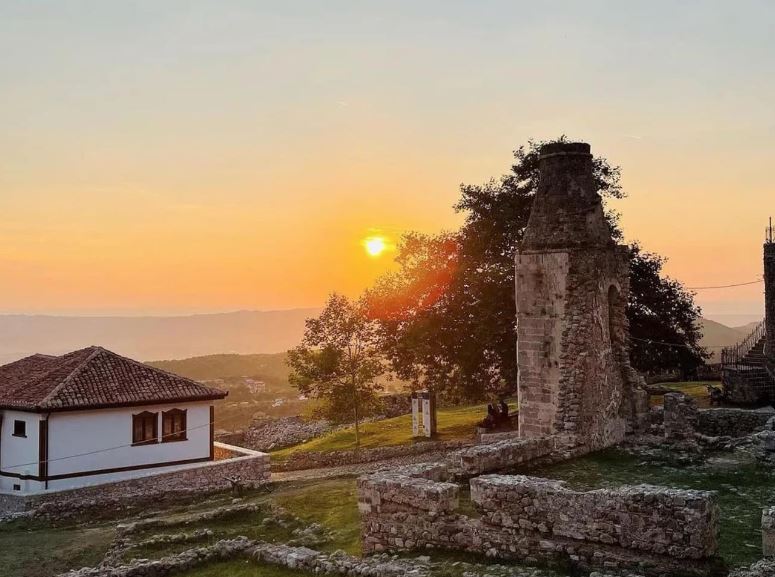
[161,408,187,443]
[131,411,158,446]
[12,420,26,438]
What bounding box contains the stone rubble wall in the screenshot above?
[1,451,269,519]
[57,537,430,577]
[243,416,335,452]
[454,436,559,476]
[763,506,775,557]
[663,393,699,440]
[698,408,775,437]
[359,458,721,576]
[470,475,717,559]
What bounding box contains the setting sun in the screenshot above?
[363,236,387,257]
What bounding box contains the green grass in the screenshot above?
[274,478,361,555]
[128,478,361,562]
[0,519,115,577]
[272,404,486,460]
[650,381,718,407]
[181,559,311,577]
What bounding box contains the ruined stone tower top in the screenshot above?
[522,142,614,250]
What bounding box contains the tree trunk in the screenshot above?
[353,395,360,448]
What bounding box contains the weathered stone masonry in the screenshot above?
[0,449,269,518]
[359,461,721,576]
[516,142,645,450]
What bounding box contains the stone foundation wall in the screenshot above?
[454,436,559,476]
[1,450,269,519]
[359,461,721,576]
[470,475,717,559]
[763,506,775,557]
[699,408,774,437]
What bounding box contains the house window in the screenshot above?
[162,409,187,442]
[12,484,20,491]
[12,420,26,438]
[132,411,158,445]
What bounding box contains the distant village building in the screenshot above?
[722,222,775,403]
[0,346,226,493]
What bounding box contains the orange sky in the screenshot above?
[0,2,772,318]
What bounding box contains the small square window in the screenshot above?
[12,420,26,438]
[12,484,21,491]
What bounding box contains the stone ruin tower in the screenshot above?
[766,221,775,374]
[515,142,644,450]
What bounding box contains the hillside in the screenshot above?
[699,317,761,362]
[0,308,320,363]
[149,352,291,385]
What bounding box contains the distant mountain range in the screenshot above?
[0,309,320,364]
[0,310,760,365]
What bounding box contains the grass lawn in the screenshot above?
[0,477,361,577]
[274,478,361,555]
[649,381,717,407]
[0,519,115,577]
[182,559,311,577]
[272,403,487,460]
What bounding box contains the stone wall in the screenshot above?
[763,506,775,557]
[663,393,699,441]
[515,142,645,450]
[698,408,774,437]
[359,463,721,576]
[243,416,334,452]
[275,440,469,472]
[0,449,269,518]
[454,436,559,476]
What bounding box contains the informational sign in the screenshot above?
[411,391,437,438]
[411,397,419,436]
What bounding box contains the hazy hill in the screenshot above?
[0,309,320,363]
[0,310,759,368]
[699,318,761,362]
[149,352,290,388]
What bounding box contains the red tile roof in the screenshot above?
[0,346,227,412]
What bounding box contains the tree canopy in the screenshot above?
[365,138,707,401]
[287,293,384,445]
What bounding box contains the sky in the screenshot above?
[0,1,773,319]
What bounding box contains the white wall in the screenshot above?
[0,410,44,492]
[45,401,212,491]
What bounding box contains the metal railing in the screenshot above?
[721,319,766,367]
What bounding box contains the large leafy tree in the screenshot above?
[287,293,383,446]
[366,138,707,401]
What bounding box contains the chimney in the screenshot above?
[522,142,613,250]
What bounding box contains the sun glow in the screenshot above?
[363,236,387,257]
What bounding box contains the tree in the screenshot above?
[366,138,707,401]
[628,244,709,376]
[287,293,383,446]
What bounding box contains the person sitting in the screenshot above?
[499,399,510,421]
[478,403,499,429]
[707,385,724,406]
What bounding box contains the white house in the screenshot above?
[0,346,227,493]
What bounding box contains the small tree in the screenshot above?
[287,293,383,447]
